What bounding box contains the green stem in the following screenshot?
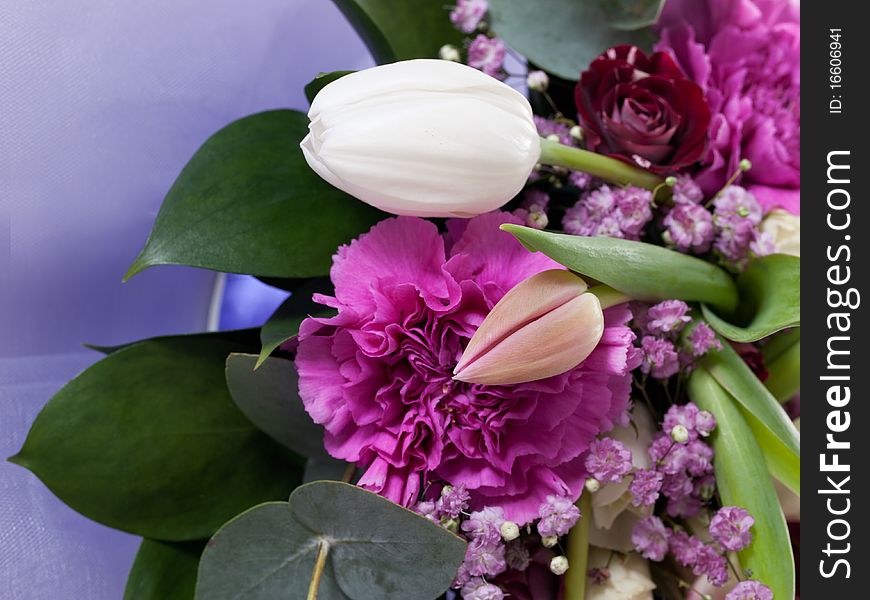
[539,137,664,191]
[563,491,592,600]
[587,284,631,310]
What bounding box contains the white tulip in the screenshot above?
[760,209,800,257]
[301,59,541,218]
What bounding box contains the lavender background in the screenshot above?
[0,1,373,597]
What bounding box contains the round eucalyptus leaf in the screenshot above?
[489,0,656,80]
[196,482,466,600]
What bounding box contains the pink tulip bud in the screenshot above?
[453,269,605,385]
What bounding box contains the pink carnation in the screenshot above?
[657,0,800,214]
[296,212,639,523]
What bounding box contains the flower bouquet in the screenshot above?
[10,0,800,599]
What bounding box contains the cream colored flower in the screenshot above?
[586,547,656,600]
[760,209,800,257]
[301,59,540,217]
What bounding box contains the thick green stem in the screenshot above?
[587,284,631,310]
[539,137,664,190]
[563,491,592,600]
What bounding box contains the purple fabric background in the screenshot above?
[0,2,372,597]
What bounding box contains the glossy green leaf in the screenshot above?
[125,110,383,280]
[225,353,329,459]
[124,539,205,600]
[688,369,795,600]
[195,482,466,600]
[501,224,738,313]
[10,335,301,541]
[702,254,800,342]
[763,329,801,403]
[332,0,463,64]
[701,339,800,494]
[305,71,354,104]
[257,278,333,368]
[84,329,260,356]
[598,0,666,30]
[489,0,655,80]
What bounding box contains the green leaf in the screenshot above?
[84,329,261,356]
[701,254,800,342]
[225,353,330,459]
[305,71,355,104]
[597,0,666,30]
[701,339,800,494]
[331,0,463,64]
[688,369,795,600]
[257,278,333,368]
[124,539,205,600]
[762,330,801,403]
[10,334,301,541]
[501,224,738,313]
[125,110,383,280]
[489,0,656,80]
[195,482,466,600]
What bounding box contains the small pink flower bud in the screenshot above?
[453,270,605,385]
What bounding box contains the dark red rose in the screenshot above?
[575,45,711,174]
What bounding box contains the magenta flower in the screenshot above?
[450,0,488,34]
[726,580,774,600]
[296,213,638,523]
[640,336,680,379]
[467,35,506,79]
[657,0,800,214]
[585,437,633,483]
[663,202,715,254]
[686,322,722,357]
[536,494,581,538]
[629,469,664,506]
[461,578,505,600]
[710,506,755,551]
[646,300,692,336]
[632,516,671,561]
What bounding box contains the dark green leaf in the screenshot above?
[195,482,466,600]
[331,0,463,64]
[597,0,666,30]
[501,224,738,313]
[257,278,333,368]
[701,254,800,342]
[688,369,795,600]
[124,539,205,600]
[305,71,355,104]
[701,339,800,494]
[225,353,329,459]
[125,110,384,280]
[10,335,301,541]
[489,0,656,80]
[84,329,260,356]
